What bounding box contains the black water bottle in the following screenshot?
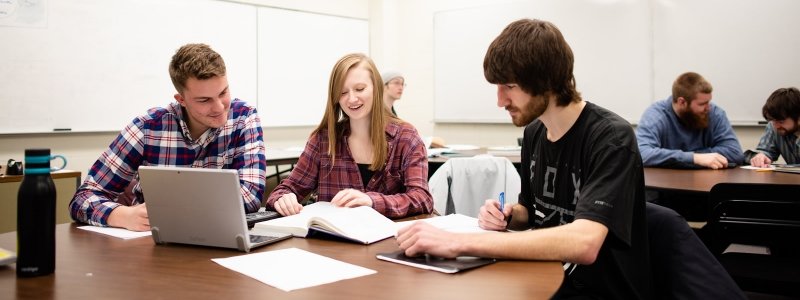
[17,148,56,277]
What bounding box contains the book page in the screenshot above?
[256,202,395,243]
[310,206,397,244]
[395,214,491,233]
[311,206,397,244]
[254,202,342,237]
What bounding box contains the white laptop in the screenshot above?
[137,166,291,252]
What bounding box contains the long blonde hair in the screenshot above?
[314,53,398,171]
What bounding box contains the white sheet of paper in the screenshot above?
[77,226,152,239]
[739,165,775,170]
[212,247,376,291]
[395,214,490,233]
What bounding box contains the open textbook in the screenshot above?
[253,202,396,244]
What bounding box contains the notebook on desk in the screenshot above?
[774,164,800,174]
[137,166,290,252]
[376,250,496,273]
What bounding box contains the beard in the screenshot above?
[677,108,709,130]
[776,124,798,136]
[508,95,548,127]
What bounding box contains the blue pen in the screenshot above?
[499,192,505,211]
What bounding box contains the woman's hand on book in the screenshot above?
[331,188,373,208]
[274,193,304,216]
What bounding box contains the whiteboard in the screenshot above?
[257,7,369,127]
[0,0,257,134]
[653,0,800,124]
[434,0,652,124]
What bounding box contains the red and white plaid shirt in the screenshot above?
[70,100,266,226]
[266,121,433,218]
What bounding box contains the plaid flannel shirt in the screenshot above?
[266,121,433,218]
[69,99,266,226]
[753,122,800,164]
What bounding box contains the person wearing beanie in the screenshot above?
[381,70,404,116]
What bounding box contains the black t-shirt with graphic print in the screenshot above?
[519,102,652,299]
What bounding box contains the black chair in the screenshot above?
[707,183,800,297]
[647,202,746,299]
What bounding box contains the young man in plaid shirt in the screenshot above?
[70,43,266,231]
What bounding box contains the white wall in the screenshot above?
[374,0,765,150]
[0,0,771,181]
[0,0,370,180]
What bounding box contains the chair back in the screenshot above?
[708,183,800,255]
[428,155,520,217]
[646,202,746,299]
[707,182,800,296]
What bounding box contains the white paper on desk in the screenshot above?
[426,147,454,157]
[739,165,775,170]
[77,226,152,239]
[395,214,490,233]
[212,247,376,292]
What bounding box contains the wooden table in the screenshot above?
[644,167,800,193]
[1,223,563,299]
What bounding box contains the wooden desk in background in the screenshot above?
[429,153,800,192]
[0,170,81,233]
[0,223,564,299]
[644,167,800,227]
[643,167,800,193]
[428,149,522,179]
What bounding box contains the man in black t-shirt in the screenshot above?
[396,19,652,299]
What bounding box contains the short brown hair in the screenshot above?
[483,19,581,106]
[671,72,712,103]
[168,43,226,93]
[762,87,800,121]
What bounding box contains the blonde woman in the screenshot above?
[266,53,432,218]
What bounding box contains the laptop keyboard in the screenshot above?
[249,233,289,244]
[246,210,281,228]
